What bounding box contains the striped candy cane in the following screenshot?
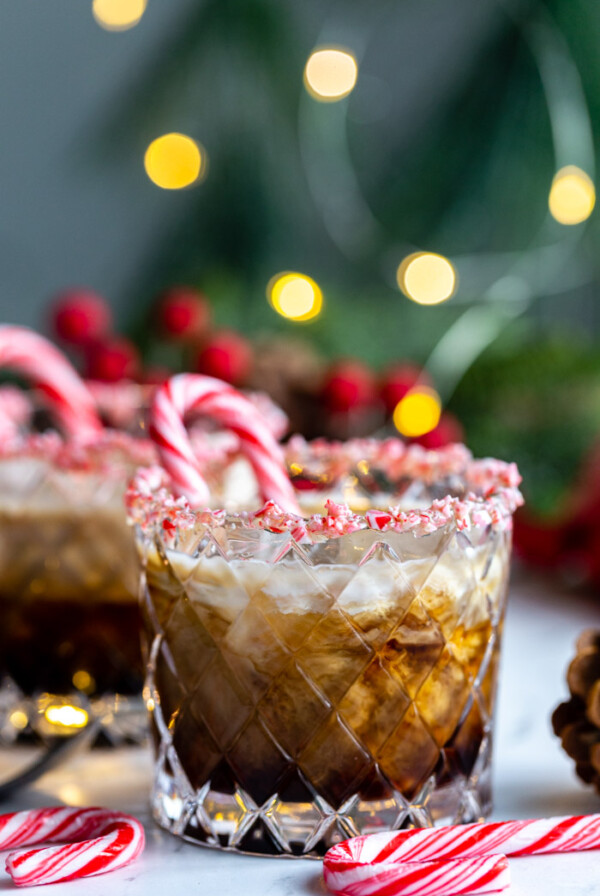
[325,855,509,896]
[0,326,102,441]
[150,374,300,513]
[0,386,33,442]
[324,814,600,896]
[0,806,144,886]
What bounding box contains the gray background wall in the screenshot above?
[0,0,198,328]
[0,0,501,332]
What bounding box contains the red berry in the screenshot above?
[156,287,211,341]
[321,361,378,413]
[51,289,112,347]
[513,512,565,569]
[417,411,464,449]
[195,330,253,385]
[85,337,141,382]
[380,363,430,415]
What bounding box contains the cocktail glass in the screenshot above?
[130,443,522,856]
[0,433,154,745]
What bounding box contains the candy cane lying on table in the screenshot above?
[325,854,510,896]
[150,373,300,513]
[324,814,600,896]
[0,326,103,441]
[0,806,145,887]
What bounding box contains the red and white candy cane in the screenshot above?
[0,326,102,441]
[0,386,33,442]
[325,855,509,896]
[324,814,600,896]
[0,806,144,887]
[150,373,300,513]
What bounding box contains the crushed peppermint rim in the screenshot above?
[126,439,524,542]
[0,429,156,474]
[285,436,475,488]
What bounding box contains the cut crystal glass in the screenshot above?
[139,514,513,856]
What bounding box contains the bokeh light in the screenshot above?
[548,166,595,225]
[9,710,28,731]
[397,253,457,305]
[268,272,323,321]
[44,704,89,729]
[144,134,204,190]
[304,48,358,102]
[92,0,147,31]
[72,669,95,692]
[393,388,442,437]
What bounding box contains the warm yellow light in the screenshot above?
[397,253,457,305]
[144,134,204,190]
[304,48,358,102]
[549,166,595,225]
[9,710,28,731]
[393,388,442,438]
[72,670,94,693]
[268,272,323,321]
[92,0,147,31]
[44,704,89,729]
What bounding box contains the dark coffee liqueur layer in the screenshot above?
[153,619,497,807]
[145,541,509,815]
[0,511,142,696]
[0,595,143,695]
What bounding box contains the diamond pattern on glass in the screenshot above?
[336,545,417,649]
[146,538,187,631]
[154,646,187,729]
[339,658,410,755]
[221,603,291,702]
[302,793,363,853]
[226,714,290,805]
[189,653,253,750]
[142,517,511,855]
[382,597,445,699]
[258,662,331,757]
[170,701,222,790]
[163,595,217,692]
[181,553,252,644]
[377,704,440,799]
[295,607,373,704]
[299,713,372,808]
[415,645,470,747]
[253,545,336,650]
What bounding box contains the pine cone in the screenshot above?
[552,629,600,794]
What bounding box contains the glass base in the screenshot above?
[151,744,493,857]
[0,677,147,747]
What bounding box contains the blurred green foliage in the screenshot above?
[105,0,600,512]
[450,333,600,514]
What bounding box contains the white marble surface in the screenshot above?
[1,570,600,895]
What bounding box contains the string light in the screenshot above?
[393,388,442,437]
[549,166,595,225]
[397,252,457,305]
[44,704,89,729]
[92,0,147,31]
[144,134,205,190]
[267,272,323,321]
[304,48,358,102]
